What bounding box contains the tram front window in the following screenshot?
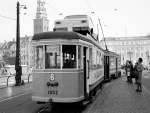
[45,45,61,69]
[62,45,76,68]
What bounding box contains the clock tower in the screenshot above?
[34,0,49,34]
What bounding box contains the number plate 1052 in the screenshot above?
[48,90,58,95]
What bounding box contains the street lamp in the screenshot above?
[127,51,132,61]
[15,1,27,86]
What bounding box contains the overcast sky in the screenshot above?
[0,0,150,42]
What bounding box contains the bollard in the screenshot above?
[7,76,11,86]
[28,74,30,83]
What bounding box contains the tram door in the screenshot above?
[104,55,110,80]
[83,47,89,97]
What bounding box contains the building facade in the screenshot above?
[0,0,49,70]
[0,37,33,67]
[100,36,150,67]
[20,36,33,67]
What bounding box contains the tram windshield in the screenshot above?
[62,45,76,68]
[45,45,61,69]
[35,45,77,69]
[36,46,44,69]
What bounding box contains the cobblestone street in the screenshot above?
[83,76,150,113]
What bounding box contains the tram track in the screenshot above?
[37,88,103,113]
[37,102,86,113]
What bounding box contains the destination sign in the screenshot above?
[46,45,60,54]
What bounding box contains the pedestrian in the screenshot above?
[136,58,144,92]
[129,61,133,83]
[133,62,138,84]
[125,60,130,82]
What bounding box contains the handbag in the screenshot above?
[133,70,138,79]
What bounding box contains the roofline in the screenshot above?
[32,31,104,50]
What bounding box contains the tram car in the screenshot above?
[104,50,121,81]
[31,15,121,104]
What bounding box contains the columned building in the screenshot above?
[100,36,150,67]
[20,36,32,66]
[34,0,49,34]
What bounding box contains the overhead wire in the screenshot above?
[0,13,16,21]
[83,0,108,50]
[45,1,63,17]
[98,18,108,50]
[84,0,93,13]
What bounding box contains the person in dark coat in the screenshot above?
[136,58,144,92]
[133,62,138,84]
[125,60,130,82]
[129,61,133,83]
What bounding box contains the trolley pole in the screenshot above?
[15,1,22,86]
[98,18,108,51]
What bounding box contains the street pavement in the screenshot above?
[0,71,150,113]
[83,73,150,113]
[0,83,46,113]
[0,83,31,102]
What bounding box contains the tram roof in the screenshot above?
[33,32,84,40]
[32,31,104,50]
[104,50,120,57]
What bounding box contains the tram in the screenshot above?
[104,50,121,81]
[31,15,121,104]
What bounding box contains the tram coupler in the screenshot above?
[48,98,53,103]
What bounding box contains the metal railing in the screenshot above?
[0,73,32,88]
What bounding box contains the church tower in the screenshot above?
[34,0,49,34]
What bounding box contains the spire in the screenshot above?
[36,0,47,19]
[34,0,49,34]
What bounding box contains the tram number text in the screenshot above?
[48,90,58,95]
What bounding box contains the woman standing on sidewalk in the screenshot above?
[136,58,144,92]
[125,60,130,82]
[133,62,138,84]
[129,61,134,83]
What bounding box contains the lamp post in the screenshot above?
[146,51,149,68]
[127,51,132,61]
[15,1,26,86]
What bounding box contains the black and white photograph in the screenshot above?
[0,0,150,113]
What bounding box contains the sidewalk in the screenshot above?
[0,83,31,102]
[84,76,150,113]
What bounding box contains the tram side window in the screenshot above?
[89,48,92,69]
[110,56,115,67]
[73,27,90,36]
[45,45,61,69]
[78,45,83,69]
[36,46,44,69]
[62,45,76,68]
